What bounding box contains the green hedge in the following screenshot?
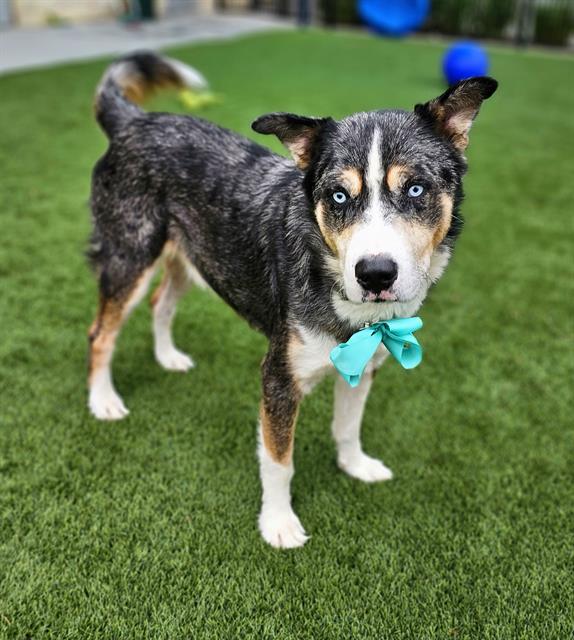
[425,0,515,38]
[321,0,360,26]
[425,0,470,35]
[535,3,573,46]
[324,0,572,49]
[474,0,516,38]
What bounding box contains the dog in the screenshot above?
[87,51,497,548]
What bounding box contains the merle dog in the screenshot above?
[87,51,497,548]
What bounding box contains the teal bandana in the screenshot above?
[330,317,423,387]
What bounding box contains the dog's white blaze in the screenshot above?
[257,423,309,549]
[366,128,383,210]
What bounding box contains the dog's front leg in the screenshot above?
[332,371,393,483]
[258,346,308,549]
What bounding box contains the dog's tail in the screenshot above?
[94,51,208,139]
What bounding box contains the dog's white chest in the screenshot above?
[289,325,338,394]
[289,324,390,395]
[289,326,389,393]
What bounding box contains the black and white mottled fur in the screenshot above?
[87,51,497,548]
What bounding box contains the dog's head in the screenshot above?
[253,77,497,321]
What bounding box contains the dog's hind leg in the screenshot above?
[88,264,157,420]
[150,243,194,372]
[331,371,393,482]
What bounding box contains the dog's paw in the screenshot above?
[338,453,393,483]
[155,347,195,372]
[89,388,129,421]
[259,506,309,549]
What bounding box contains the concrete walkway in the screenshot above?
[0,13,291,74]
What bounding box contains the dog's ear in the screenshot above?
[415,77,498,151]
[252,113,332,169]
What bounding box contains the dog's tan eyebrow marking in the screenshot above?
[392,193,454,259]
[386,164,411,191]
[339,168,363,197]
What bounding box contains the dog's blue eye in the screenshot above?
[408,185,424,198]
[332,191,347,205]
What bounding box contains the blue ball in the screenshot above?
[443,42,489,85]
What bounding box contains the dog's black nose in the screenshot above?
[355,255,398,293]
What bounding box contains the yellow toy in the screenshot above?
[178,89,222,111]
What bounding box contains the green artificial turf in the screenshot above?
[1,30,573,639]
